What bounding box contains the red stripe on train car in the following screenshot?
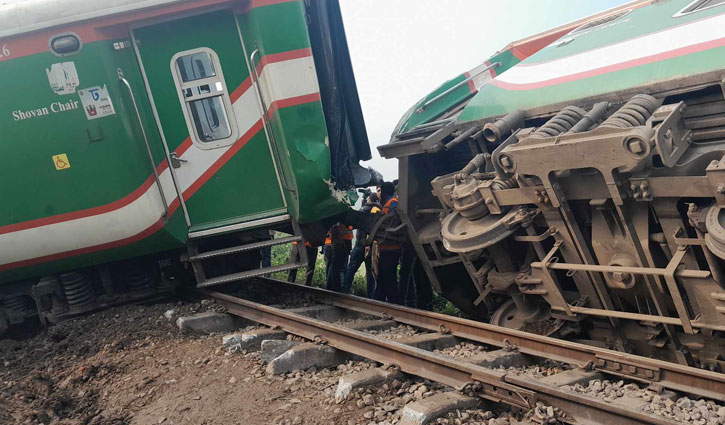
[0,218,166,272]
[0,0,296,61]
[254,48,312,75]
[0,175,157,236]
[248,0,296,8]
[267,92,322,118]
[181,120,265,201]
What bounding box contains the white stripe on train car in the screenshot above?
[494,12,725,88]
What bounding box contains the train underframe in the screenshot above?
[386,77,725,370]
[0,224,298,335]
[0,255,181,335]
[0,212,369,336]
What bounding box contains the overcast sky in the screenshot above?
[339,0,632,180]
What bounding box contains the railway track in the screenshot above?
[203,278,725,425]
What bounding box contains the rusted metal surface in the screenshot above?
[506,375,677,425]
[205,290,528,403]
[394,88,725,369]
[205,287,683,425]
[237,279,725,402]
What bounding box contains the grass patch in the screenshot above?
[269,243,368,296]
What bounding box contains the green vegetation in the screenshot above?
[432,294,463,317]
[269,243,368,296]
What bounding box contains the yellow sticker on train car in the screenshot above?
[52,153,71,170]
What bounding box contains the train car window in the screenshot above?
[171,48,238,149]
[49,33,82,56]
[175,52,217,82]
[674,0,725,16]
[189,97,232,142]
[570,10,631,34]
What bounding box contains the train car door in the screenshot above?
[131,10,287,235]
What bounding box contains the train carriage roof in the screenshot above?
[0,0,187,38]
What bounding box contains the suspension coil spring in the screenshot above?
[530,106,586,138]
[59,271,95,307]
[124,264,156,298]
[600,94,659,128]
[490,177,518,190]
[1,294,33,313]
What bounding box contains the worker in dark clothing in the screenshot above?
[399,242,417,307]
[343,193,381,296]
[374,182,402,304]
[259,229,274,269]
[326,223,352,292]
[260,246,271,268]
[398,243,434,310]
[323,231,332,281]
[412,259,434,310]
[287,240,318,286]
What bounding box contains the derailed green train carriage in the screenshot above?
[0,0,377,331]
[382,0,725,368]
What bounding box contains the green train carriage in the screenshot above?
[0,0,378,332]
[381,0,725,367]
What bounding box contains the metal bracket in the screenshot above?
[503,339,518,352]
[533,188,551,206]
[467,378,537,409]
[312,335,329,345]
[663,247,695,334]
[420,122,458,153]
[529,241,574,316]
[513,227,555,243]
[593,354,661,382]
[706,156,725,207]
[629,177,652,201]
[478,179,502,214]
[649,101,691,168]
[672,227,706,246]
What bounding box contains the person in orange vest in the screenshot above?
[325,223,352,292]
[287,240,318,286]
[373,181,402,304]
[323,231,332,284]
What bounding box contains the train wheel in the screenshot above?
[489,298,564,337]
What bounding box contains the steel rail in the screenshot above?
[246,278,725,402]
[205,289,680,425]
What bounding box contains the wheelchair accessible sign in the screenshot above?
[78,85,115,120]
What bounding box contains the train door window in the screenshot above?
[171,48,238,149]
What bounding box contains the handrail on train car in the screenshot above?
[417,62,502,113]
[249,48,296,193]
[117,68,169,220]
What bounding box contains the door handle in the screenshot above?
[250,47,295,193]
[118,67,169,219]
[170,152,187,169]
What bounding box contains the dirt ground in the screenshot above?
[0,300,381,425]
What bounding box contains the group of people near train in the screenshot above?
[287,181,433,309]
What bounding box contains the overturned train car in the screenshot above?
[381,0,725,369]
[0,0,378,333]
